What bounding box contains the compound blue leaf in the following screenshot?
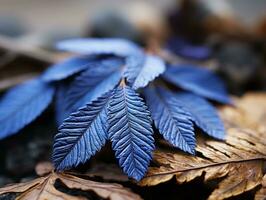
[144,86,195,154]
[57,38,140,57]
[166,37,211,60]
[132,55,166,89]
[64,57,123,115]
[53,92,111,170]
[163,65,231,104]
[175,92,225,140]
[0,78,55,139]
[42,56,96,82]
[108,86,154,181]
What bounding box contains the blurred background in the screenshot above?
[0,0,266,94]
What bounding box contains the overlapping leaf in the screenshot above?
[144,86,195,154]
[0,78,54,139]
[140,94,266,200]
[163,64,231,104]
[131,55,166,89]
[57,38,140,57]
[0,172,142,200]
[42,56,97,82]
[108,86,154,181]
[175,92,225,139]
[53,92,111,170]
[64,57,123,114]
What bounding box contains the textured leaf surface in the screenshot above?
[64,57,123,114]
[140,94,266,200]
[163,65,231,104]
[42,56,96,82]
[108,86,154,181]
[166,37,211,60]
[53,93,111,170]
[57,38,140,57]
[132,55,166,89]
[175,92,225,139]
[0,172,142,200]
[0,79,54,139]
[144,87,195,154]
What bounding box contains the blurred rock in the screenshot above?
[0,15,27,38]
[215,41,262,93]
[86,10,142,44]
[86,2,167,47]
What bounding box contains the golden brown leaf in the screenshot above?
[255,175,266,200]
[0,172,142,200]
[140,93,266,200]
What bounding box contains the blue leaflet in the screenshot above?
[55,83,71,125]
[108,86,154,181]
[144,86,195,154]
[132,55,166,89]
[53,92,110,170]
[123,51,146,84]
[42,56,97,82]
[0,78,55,139]
[64,57,123,114]
[163,64,231,104]
[166,37,211,60]
[57,38,140,57]
[175,92,225,140]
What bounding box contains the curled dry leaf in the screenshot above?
[0,172,142,200]
[140,93,266,200]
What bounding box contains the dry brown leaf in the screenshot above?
[255,175,266,200]
[140,93,266,200]
[84,163,129,182]
[0,172,142,200]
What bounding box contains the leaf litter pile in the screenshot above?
[0,1,266,200]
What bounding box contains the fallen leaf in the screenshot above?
[0,172,142,200]
[140,93,266,200]
[255,175,266,200]
[84,163,129,182]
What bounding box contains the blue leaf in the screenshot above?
[166,37,211,60]
[132,55,166,89]
[55,83,71,125]
[108,86,154,181]
[163,65,231,104]
[53,92,111,170]
[175,92,225,140]
[42,56,97,82]
[57,38,140,57]
[123,51,146,84]
[144,86,195,154]
[0,79,55,139]
[64,57,123,115]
